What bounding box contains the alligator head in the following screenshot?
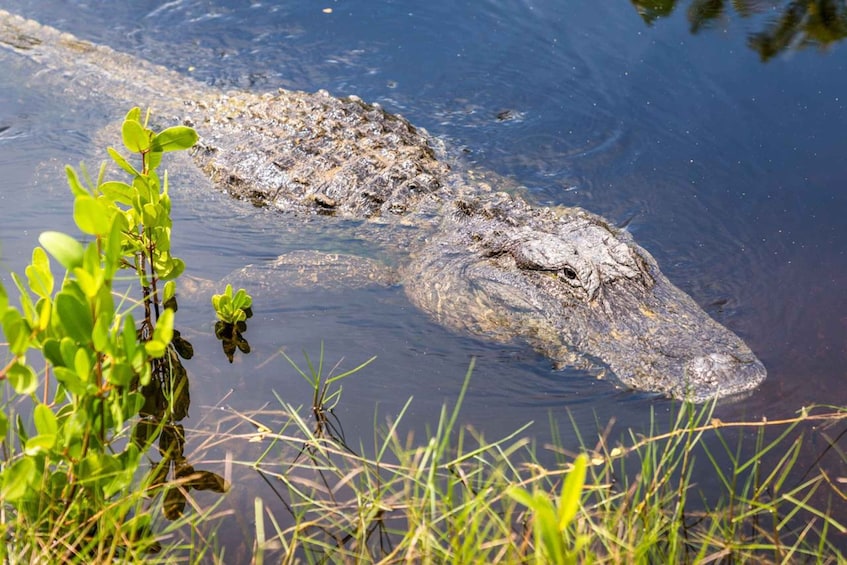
[403,194,766,402]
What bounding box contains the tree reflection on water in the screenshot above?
[631,0,847,60]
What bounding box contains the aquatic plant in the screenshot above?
[0,107,228,561]
[212,283,253,325]
[212,283,254,362]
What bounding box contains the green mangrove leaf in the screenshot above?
[74,195,113,235]
[25,247,53,299]
[145,308,174,358]
[124,106,142,123]
[147,169,161,193]
[156,308,175,345]
[147,150,163,171]
[11,272,35,322]
[55,290,93,343]
[35,297,51,332]
[152,125,198,152]
[163,280,176,303]
[7,361,37,395]
[144,339,166,358]
[62,409,87,459]
[94,277,115,324]
[72,267,100,299]
[65,165,89,197]
[42,338,62,367]
[77,452,107,488]
[142,202,158,224]
[133,175,155,206]
[153,226,172,251]
[15,414,28,444]
[100,180,135,206]
[47,472,69,504]
[160,176,172,207]
[54,366,86,395]
[73,348,92,382]
[81,245,102,282]
[122,391,145,422]
[59,337,78,367]
[212,285,231,313]
[33,403,58,437]
[167,258,185,281]
[106,361,133,387]
[1,457,36,501]
[122,118,151,153]
[107,146,139,177]
[92,315,111,354]
[39,231,84,270]
[103,445,141,498]
[108,392,126,430]
[232,288,253,310]
[25,433,56,455]
[2,310,31,356]
[104,212,129,280]
[0,411,7,439]
[0,280,7,314]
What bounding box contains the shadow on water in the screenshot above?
[132,292,232,524]
[632,0,847,60]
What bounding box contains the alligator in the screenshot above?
[0,9,766,402]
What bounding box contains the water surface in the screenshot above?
[0,0,845,555]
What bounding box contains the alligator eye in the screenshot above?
[561,267,578,280]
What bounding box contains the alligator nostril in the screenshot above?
[687,353,737,384]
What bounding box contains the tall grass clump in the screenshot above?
[220,356,847,563]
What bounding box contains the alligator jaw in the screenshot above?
[587,273,767,402]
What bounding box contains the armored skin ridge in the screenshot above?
[0,9,766,401]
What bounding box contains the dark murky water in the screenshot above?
[1,0,846,556]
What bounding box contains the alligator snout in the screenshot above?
[682,353,767,403]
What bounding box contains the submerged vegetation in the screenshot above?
[0,109,845,562]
